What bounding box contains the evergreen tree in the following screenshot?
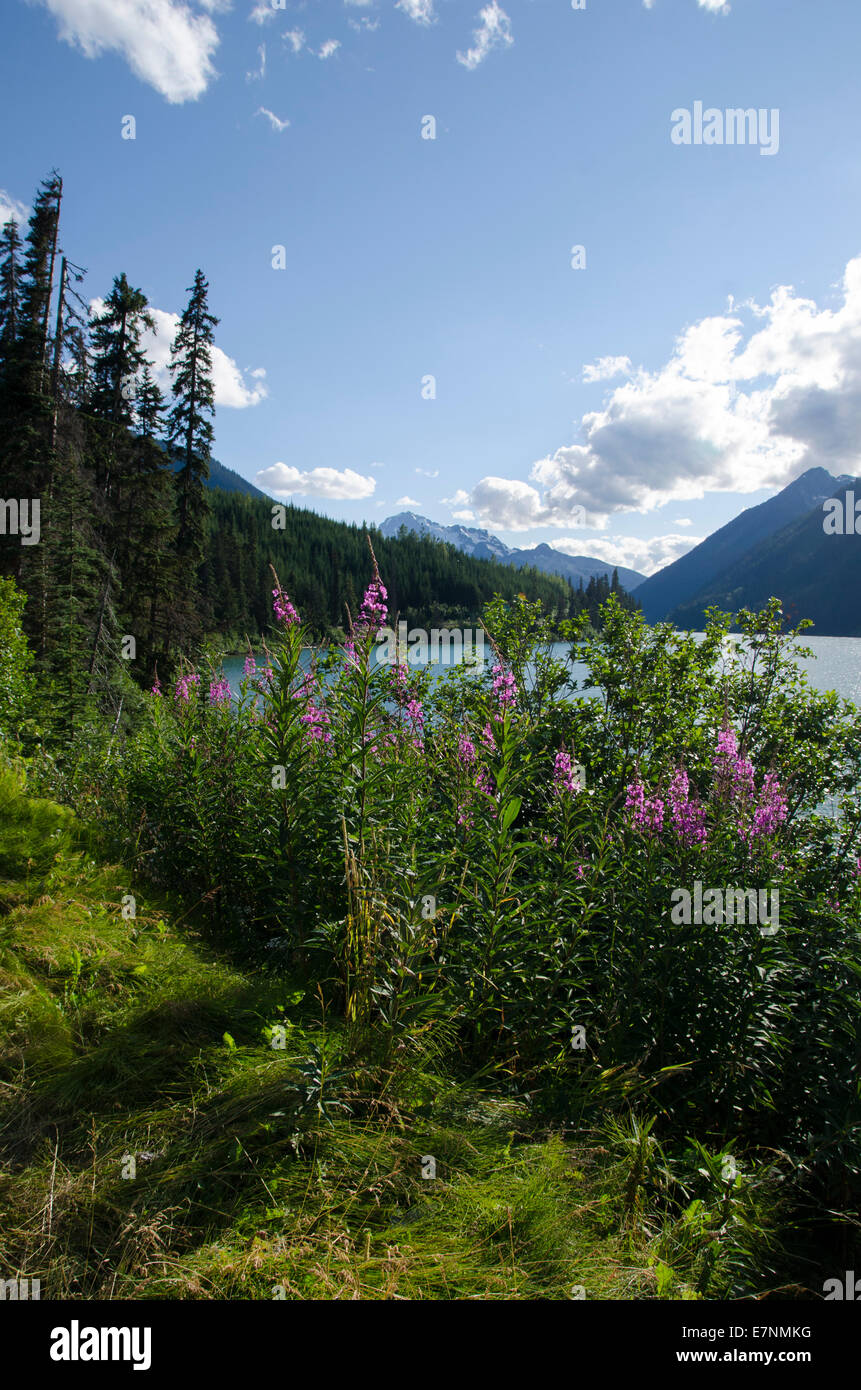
[17,171,63,399]
[0,176,63,585]
[48,255,87,453]
[88,273,154,496]
[89,274,153,428]
[119,367,177,675]
[0,218,23,368]
[168,269,218,565]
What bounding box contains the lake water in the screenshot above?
[222,635,861,708]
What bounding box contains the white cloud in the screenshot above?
[462,477,546,531]
[458,253,861,530]
[415,466,439,477]
[396,0,435,25]
[583,355,632,384]
[395,495,420,506]
[255,463,376,499]
[249,1,277,22]
[644,0,729,8]
[674,517,693,526]
[247,41,265,79]
[98,303,268,408]
[0,191,29,226]
[283,27,305,51]
[256,105,290,132]
[456,2,512,70]
[452,509,475,521]
[443,488,471,509]
[36,0,220,103]
[318,38,341,58]
[555,533,704,578]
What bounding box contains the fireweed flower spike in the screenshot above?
[476,769,495,798]
[713,725,738,795]
[301,701,332,744]
[624,774,665,836]
[553,750,581,797]
[272,587,299,626]
[357,577,388,632]
[667,766,708,846]
[208,677,231,706]
[174,671,201,703]
[747,771,788,844]
[491,662,517,715]
[713,724,753,802]
[344,544,389,672]
[350,537,389,638]
[458,733,477,767]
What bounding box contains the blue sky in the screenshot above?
[3,0,861,575]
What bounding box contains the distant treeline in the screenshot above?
[202,494,636,640]
[0,169,636,736]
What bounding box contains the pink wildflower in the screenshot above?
[553,750,583,797]
[273,588,299,626]
[208,677,231,706]
[625,776,664,836]
[667,767,708,847]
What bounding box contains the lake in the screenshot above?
[223,635,861,707]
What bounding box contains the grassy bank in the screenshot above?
[0,765,797,1300]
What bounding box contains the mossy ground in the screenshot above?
[0,765,786,1300]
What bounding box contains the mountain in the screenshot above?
[380,512,512,560]
[668,477,861,636]
[166,450,268,500]
[381,512,646,593]
[634,467,849,622]
[498,541,646,594]
[208,458,269,499]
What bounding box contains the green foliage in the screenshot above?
[0,775,707,1301]
[56,579,860,1274]
[0,576,36,742]
[200,490,630,644]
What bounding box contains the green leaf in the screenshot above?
[500,797,521,833]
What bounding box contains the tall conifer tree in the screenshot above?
[88,273,154,496]
[0,219,23,369]
[168,269,218,566]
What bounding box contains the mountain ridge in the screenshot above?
[668,476,861,636]
[634,467,850,623]
[380,511,647,593]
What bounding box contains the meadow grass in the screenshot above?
[0,764,788,1301]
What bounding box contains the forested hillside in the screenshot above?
[201,490,634,641]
